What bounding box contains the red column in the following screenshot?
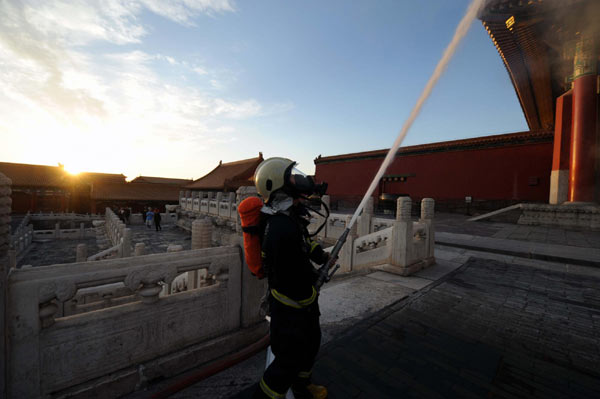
[550,91,572,204]
[568,32,598,203]
[569,74,598,202]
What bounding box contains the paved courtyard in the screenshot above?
[310,257,600,398]
[19,222,191,267]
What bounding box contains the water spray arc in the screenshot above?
[316,0,485,290]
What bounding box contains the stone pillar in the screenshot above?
[192,191,199,212]
[76,244,87,262]
[27,225,33,245]
[358,197,374,237]
[8,250,16,269]
[569,32,598,202]
[216,192,223,203]
[228,192,236,202]
[550,91,572,204]
[179,190,185,207]
[0,173,11,397]
[391,197,412,267]
[339,215,358,273]
[191,219,213,289]
[420,198,435,258]
[79,222,85,239]
[55,222,60,239]
[134,243,145,256]
[122,228,132,258]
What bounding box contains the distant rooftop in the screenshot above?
[77,172,127,184]
[185,153,264,191]
[130,176,193,186]
[314,130,553,165]
[90,182,180,201]
[0,162,69,188]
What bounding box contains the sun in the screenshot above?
[64,165,85,176]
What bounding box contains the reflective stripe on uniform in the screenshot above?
[259,378,286,399]
[308,240,319,253]
[298,369,312,379]
[271,286,317,309]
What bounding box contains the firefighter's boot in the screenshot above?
[291,383,328,399]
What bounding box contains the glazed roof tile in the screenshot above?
[185,154,263,190]
[130,176,193,186]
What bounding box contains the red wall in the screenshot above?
[315,142,553,202]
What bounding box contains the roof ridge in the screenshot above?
[315,130,553,162]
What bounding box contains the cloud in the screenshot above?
[0,0,291,178]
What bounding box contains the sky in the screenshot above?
[0,0,528,180]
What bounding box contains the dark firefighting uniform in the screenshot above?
[255,205,328,399]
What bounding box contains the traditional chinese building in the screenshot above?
[314,131,553,211]
[0,161,188,214]
[184,153,263,195]
[315,0,599,211]
[0,162,72,213]
[479,0,599,203]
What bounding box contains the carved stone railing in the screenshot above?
[31,224,95,240]
[28,212,103,226]
[9,224,33,262]
[6,245,266,398]
[179,190,239,221]
[87,208,132,260]
[325,197,436,276]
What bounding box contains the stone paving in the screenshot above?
[433,213,600,249]
[20,237,100,267]
[314,257,600,398]
[233,256,600,398]
[127,223,191,254]
[18,223,191,267]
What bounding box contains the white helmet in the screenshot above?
[254,157,295,203]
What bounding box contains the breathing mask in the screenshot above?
[284,164,328,199]
[283,163,330,237]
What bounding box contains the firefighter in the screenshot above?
[252,157,330,399]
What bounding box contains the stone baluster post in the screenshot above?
[79,222,85,239]
[164,245,185,296]
[192,219,213,288]
[8,250,16,269]
[358,197,374,237]
[339,215,358,273]
[134,242,145,256]
[55,222,60,239]
[0,173,11,395]
[191,191,199,213]
[76,244,87,262]
[28,224,33,245]
[179,190,185,207]
[122,228,132,258]
[391,197,413,267]
[420,198,435,259]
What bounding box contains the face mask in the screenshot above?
[285,165,328,198]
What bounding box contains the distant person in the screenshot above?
[141,208,147,224]
[154,208,162,231]
[145,208,154,228]
[123,207,131,224]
